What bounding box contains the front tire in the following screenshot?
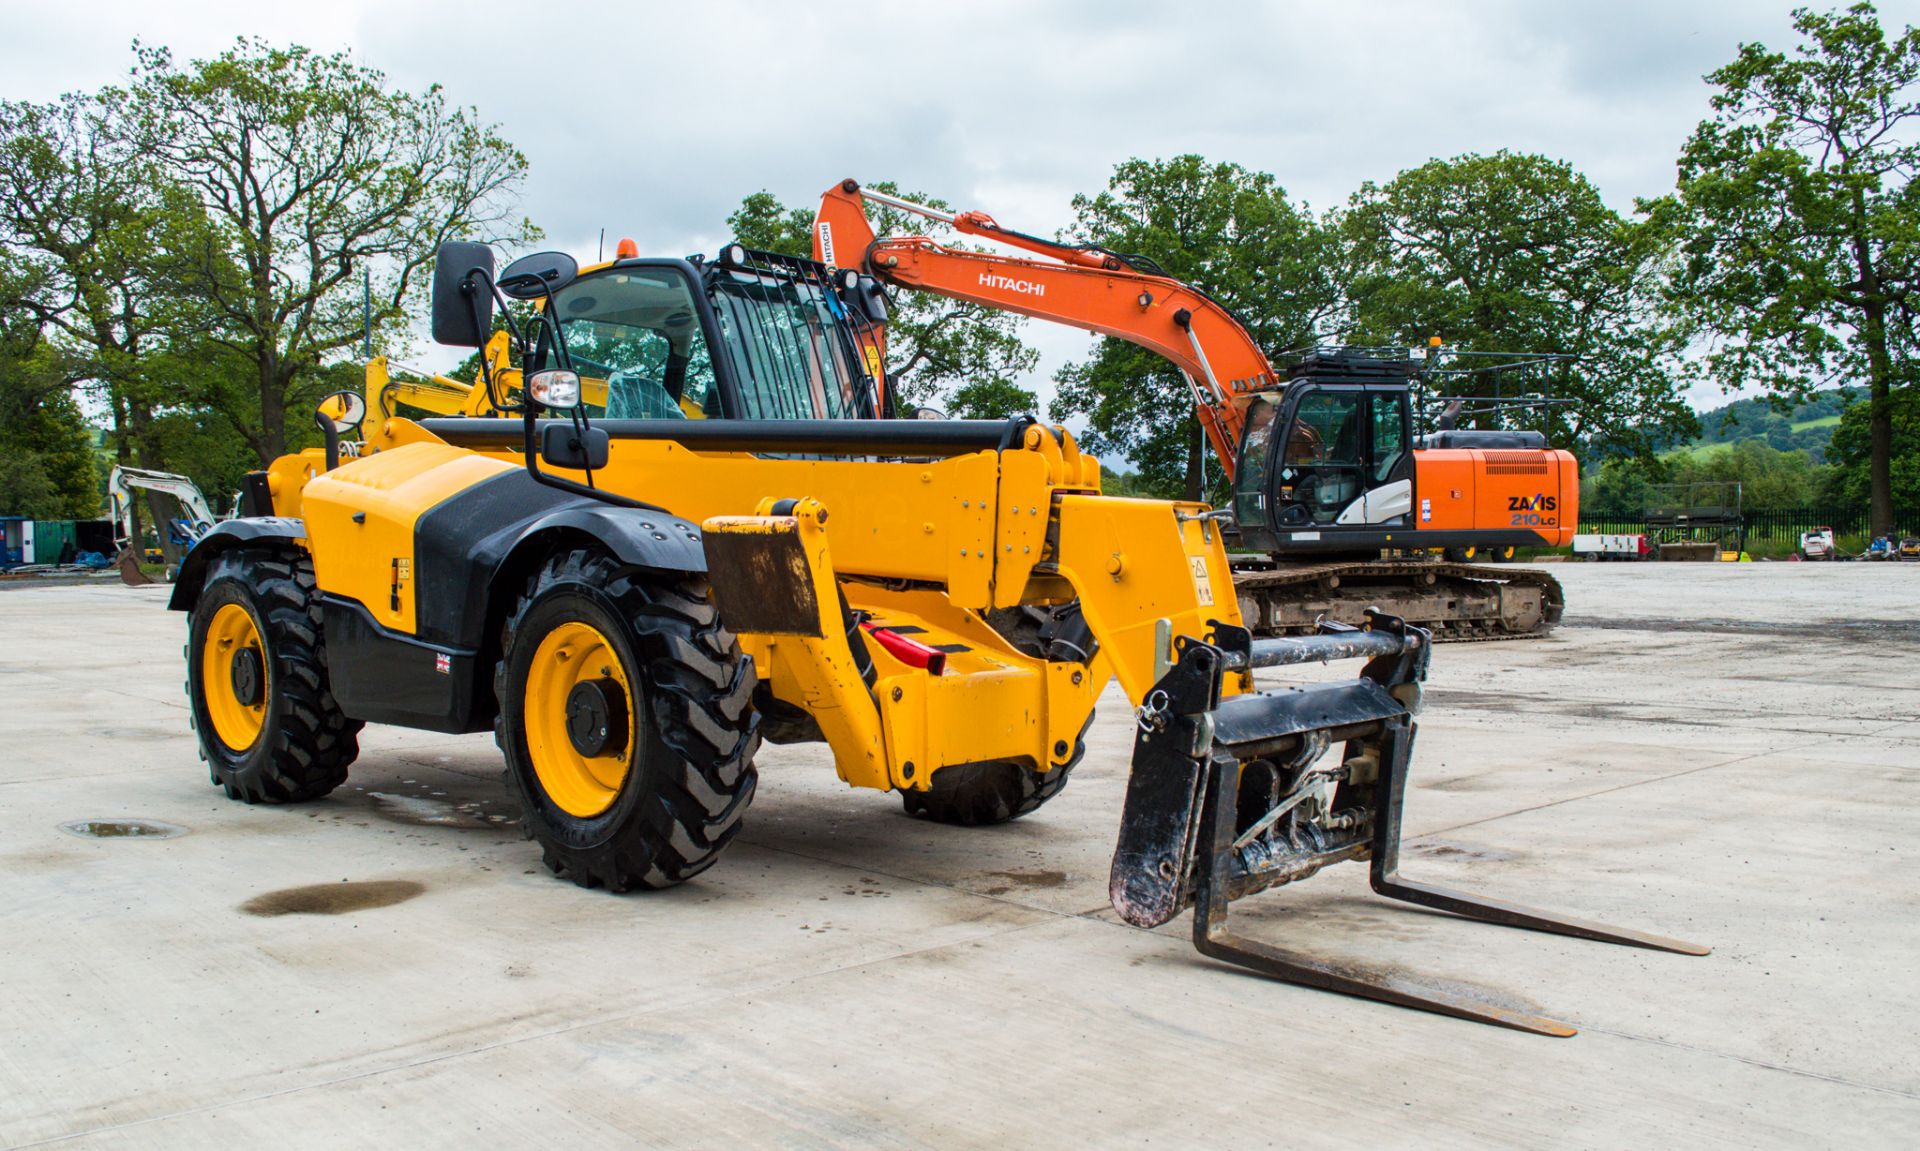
[497,549,759,891]
[186,548,361,803]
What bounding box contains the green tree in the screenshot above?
[1655,3,1920,535]
[127,39,535,463]
[0,327,97,518]
[1051,156,1344,499]
[1347,151,1695,461]
[724,186,1038,416]
[1823,384,1920,504]
[0,89,191,510]
[1582,441,1831,517]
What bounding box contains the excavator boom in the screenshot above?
[813,179,1272,471]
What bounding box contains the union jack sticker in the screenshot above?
[435,653,452,675]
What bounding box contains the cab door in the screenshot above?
[1352,388,1413,525]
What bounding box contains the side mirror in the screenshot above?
[316,390,366,437]
[539,423,610,471]
[912,406,948,421]
[498,251,579,300]
[431,241,496,347]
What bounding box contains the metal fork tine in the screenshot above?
[1369,724,1711,957]
[1192,751,1576,1037]
[1191,925,1578,1037]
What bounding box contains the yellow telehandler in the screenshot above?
[172,240,1702,1034]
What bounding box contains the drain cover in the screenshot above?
[58,819,189,840]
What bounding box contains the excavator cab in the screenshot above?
[1233,356,1418,554]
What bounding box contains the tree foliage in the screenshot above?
[1051,156,1344,499]
[1581,441,1832,516]
[1654,2,1920,534]
[0,87,192,498]
[725,186,1037,417]
[1347,151,1695,461]
[1824,381,1920,503]
[0,326,96,518]
[126,39,535,463]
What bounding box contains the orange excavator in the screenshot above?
[812,179,1573,639]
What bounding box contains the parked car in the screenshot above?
[1899,537,1920,561]
[1800,527,1837,560]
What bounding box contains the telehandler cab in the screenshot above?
[172,238,1702,1034]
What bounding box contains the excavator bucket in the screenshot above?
[1110,611,1707,1036]
[115,546,154,587]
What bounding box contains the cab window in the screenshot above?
[708,268,875,420]
[548,269,717,419]
[1370,392,1406,481]
[1286,393,1361,466]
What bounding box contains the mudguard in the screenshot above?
[167,518,307,611]
[409,469,706,652]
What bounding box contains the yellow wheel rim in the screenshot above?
[203,602,268,751]
[524,620,636,818]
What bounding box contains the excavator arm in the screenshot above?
[813,179,1277,475]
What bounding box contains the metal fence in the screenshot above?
[1579,504,1920,541]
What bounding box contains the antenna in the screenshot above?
[598,228,605,263]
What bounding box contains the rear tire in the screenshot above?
[1444,545,1479,563]
[186,548,360,803]
[496,548,759,891]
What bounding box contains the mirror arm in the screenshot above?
[315,409,341,472]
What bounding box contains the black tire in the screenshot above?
[496,548,759,891]
[1443,545,1479,563]
[901,728,1088,827]
[186,547,361,803]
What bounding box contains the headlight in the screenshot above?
[528,369,581,409]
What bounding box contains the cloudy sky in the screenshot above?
[8,0,1919,400]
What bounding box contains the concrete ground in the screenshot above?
[1,563,1917,1148]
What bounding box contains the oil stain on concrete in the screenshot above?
[58,819,188,840]
[241,880,425,917]
[980,868,1070,896]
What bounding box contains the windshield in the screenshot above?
[706,266,876,421]
[548,268,717,419]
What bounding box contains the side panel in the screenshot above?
[1411,451,1478,531]
[322,595,485,733]
[1471,449,1571,545]
[301,442,516,636]
[1411,447,1577,547]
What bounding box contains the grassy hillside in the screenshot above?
[1688,388,1857,460]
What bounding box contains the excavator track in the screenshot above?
[1229,559,1564,642]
